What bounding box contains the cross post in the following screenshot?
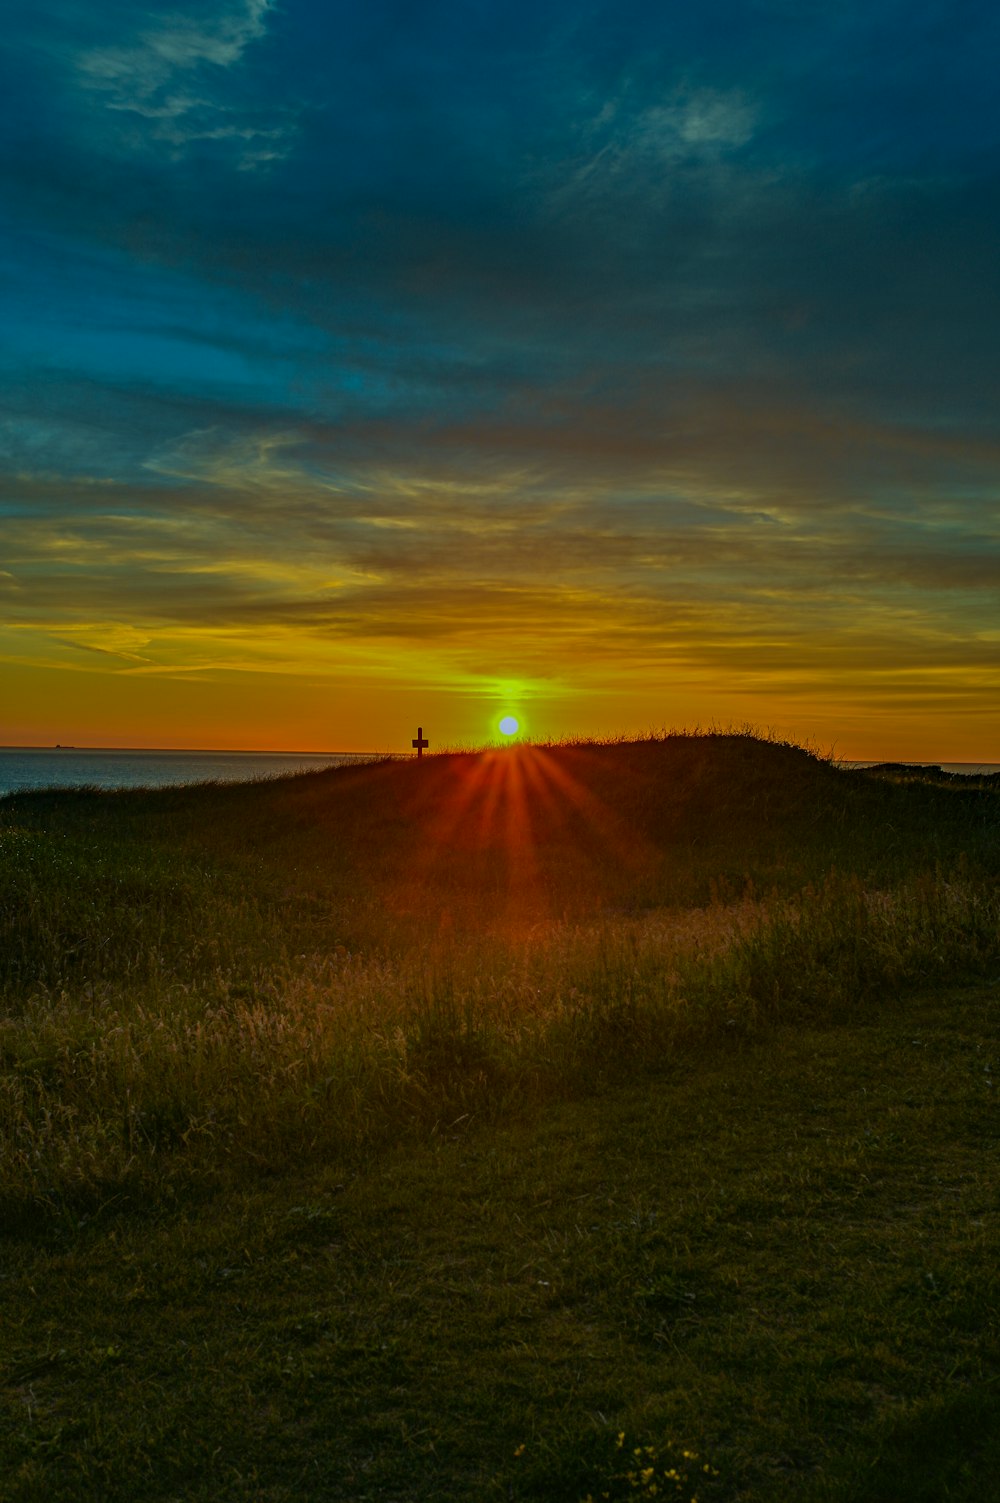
[412,726,428,759]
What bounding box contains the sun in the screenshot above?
[498,715,519,737]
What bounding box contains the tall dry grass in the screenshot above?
[3,864,998,1229]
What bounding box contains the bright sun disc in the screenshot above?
[499,715,519,736]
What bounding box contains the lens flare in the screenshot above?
[499,715,519,736]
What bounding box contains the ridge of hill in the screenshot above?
[6,732,998,943]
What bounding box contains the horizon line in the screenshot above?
[0,745,387,757]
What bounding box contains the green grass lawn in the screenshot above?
[1,735,998,1499]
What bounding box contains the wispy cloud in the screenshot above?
[73,0,293,164]
[563,83,760,193]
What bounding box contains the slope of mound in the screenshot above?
[10,733,992,939]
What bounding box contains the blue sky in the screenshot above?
[1,0,998,753]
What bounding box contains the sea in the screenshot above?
[0,747,384,797]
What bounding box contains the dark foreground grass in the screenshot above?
[2,983,997,1502]
[1,734,998,1499]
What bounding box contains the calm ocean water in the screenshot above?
[0,748,383,797]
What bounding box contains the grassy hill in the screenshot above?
[6,730,998,947]
[1,733,998,1499]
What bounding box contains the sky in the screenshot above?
[2,1,999,758]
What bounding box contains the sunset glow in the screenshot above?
[381,741,660,928]
[2,4,998,759]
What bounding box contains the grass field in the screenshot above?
[1,732,998,1500]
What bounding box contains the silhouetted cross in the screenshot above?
[412,726,428,758]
